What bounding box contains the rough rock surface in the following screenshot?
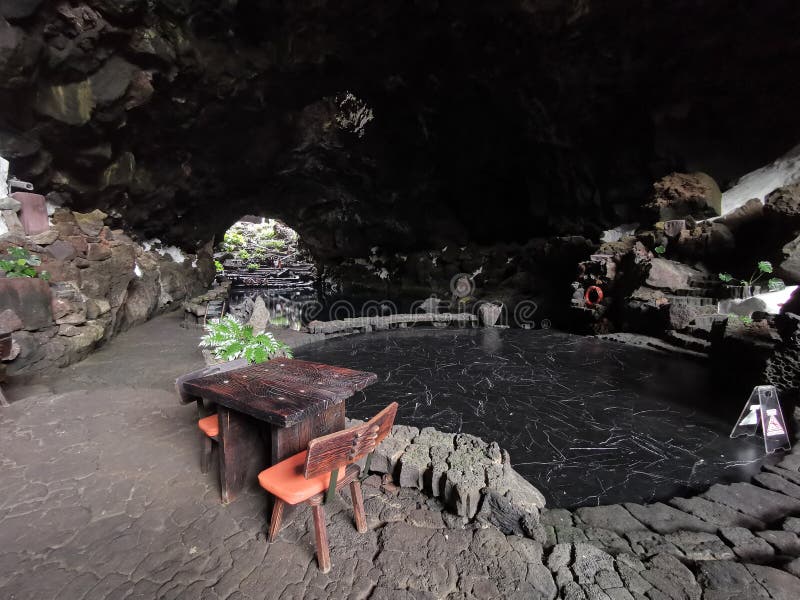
[764,312,800,396]
[764,183,800,229]
[246,296,270,333]
[2,2,799,273]
[645,258,707,291]
[1,208,212,375]
[4,313,800,599]
[382,426,547,526]
[779,234,800,282]
[645,172,722,220]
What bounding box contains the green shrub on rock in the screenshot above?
[200,315,292,363]
[0,246,50,280]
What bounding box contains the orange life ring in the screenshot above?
[584,285,604,307]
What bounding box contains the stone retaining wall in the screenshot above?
[1,208,213,375]
[348,419,547,537]
[308,312,478,337]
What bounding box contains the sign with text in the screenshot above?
[730,385,791,454]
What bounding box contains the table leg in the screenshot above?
[217,405,265,504]
[271,402,346,462]
[268,402,346,528]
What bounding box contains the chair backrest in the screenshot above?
[304,402,398,479]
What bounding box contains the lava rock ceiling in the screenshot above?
[2,1,800,267]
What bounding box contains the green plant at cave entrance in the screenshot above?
[0,246,51,280]
[222,230,246,253]
[200,315,292,364]
[719,260,784,292]
[215,217,304,271]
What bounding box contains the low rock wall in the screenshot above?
[308,312,478,336]
[348,419,547,536]
[1,209,213,375]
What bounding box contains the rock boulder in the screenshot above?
[646,258,706,291]
[765,183,800,229]
[645,172,721,221]
[778,235,800,283]
[0,277,52,330]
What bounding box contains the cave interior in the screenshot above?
[3,0,800,556]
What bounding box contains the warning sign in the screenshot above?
[730,385,791,454]
[766,416,786,437]
[739,407,758,426]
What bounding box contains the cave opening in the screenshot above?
[3,3,800,592]
[215,216,316,331]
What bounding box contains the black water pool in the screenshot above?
[296,327,774,508]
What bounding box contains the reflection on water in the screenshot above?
[226,288,434,330]
[227,287,318,331]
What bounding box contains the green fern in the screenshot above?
[199,315,293,363]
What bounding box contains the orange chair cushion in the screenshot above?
[198,414,219,438]
[258,450,334,505]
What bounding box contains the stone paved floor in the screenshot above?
[2,312,800,599]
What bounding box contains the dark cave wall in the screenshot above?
[2,0,800,268]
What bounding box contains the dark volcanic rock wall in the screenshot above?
[2,1,800,266]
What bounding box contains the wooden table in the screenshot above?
[183,358,377,504]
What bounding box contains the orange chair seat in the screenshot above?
[258,451,334,505]
[198,414,219,438]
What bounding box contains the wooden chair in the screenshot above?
[258,402,398,573]
[197,414,220,474]
[175,359,248,473]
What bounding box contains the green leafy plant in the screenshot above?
[729,313,754,326]
[237,249,251,261]
[200,315,292,364]
[263,239,285,250]
[247,262,259,271]
[654,245,666,255]
[719,260,785,292]
[0,246,50,280]
[223,230,246,252]
[255,224,277,241]
[214,260,224,273]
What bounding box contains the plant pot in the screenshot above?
[724,285,762,300]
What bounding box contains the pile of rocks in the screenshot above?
[182,281,230,327]
[1,208,213,375]
[570,173,800,383]
[366,423,547,537]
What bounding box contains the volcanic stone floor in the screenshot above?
[2,312,800,599]
[296,327,771,508]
